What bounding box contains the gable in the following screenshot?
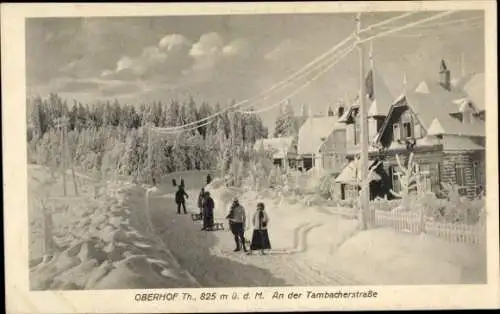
[298,116,344,155]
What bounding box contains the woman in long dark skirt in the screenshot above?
[248,202,271,255]
[202,191,215,231]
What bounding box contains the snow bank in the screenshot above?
[330,228,486,285]
[29,168,197,290]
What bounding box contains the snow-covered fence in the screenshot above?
[374,209,485,245]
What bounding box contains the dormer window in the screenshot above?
[400,110,414,139]
[393,123,401,141]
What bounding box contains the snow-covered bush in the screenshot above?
[314,172,338,200]
[427,183,485,224]
[371,197,399,212]
[338,198,357,208]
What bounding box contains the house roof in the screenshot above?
[297,116,345,155]
[440,135,485,151]
[460,73,485,112]
[392,79,474,128]
[254,136,296,159]
[335,159,381,185]
[367,66,395,117]
[426,116,485,137]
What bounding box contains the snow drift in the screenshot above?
[29,167,197,290]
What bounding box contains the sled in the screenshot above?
[208,222,224,231]
[191,213,202,221]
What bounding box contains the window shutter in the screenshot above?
[414,123,422,138]
[393,124,400,141]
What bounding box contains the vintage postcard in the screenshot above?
[2,1,499,313]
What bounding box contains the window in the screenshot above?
[416,164,432,193]
[393,124,401,141]
[401,110,414,138]
[472,161,485,195]
[455,164,468,196]
[403,122,412,138]
[391,166,402,195]
[462,112,473,124]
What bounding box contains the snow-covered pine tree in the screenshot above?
[274,100,298,137]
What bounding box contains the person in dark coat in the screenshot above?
[198,188,205,216]
[202,191,215,230]
[248,202,271,255]
[180,177,185,189]
[172,178,177,187]
[175,185,189,214]
[206,174,212,185]
[226,198,247,252]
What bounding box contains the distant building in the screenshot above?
[297,105,346,172]
[253,136,298,169]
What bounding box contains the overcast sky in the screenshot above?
[26,10,484,130]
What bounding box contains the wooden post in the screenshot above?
[63,122,79,196]
[58,119,67,196]
[355,13,370,230]
[147,122,153,185]
[40,199,53,256]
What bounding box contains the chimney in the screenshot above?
[327,104,334,117]
[439,59,451,91]
[337,100,345,117]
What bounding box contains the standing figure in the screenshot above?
[206,174,212,185]
[249,202,271,255]
[172,178,177,187]
[175,185,189,214]
[202,191,215,231]
[198,188,205,216]
[180,176,185,189]
[226,198,247,252]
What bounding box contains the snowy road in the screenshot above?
[146,194,288,287]
[140,187,357,287]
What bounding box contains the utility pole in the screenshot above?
[55,116,79,196]
[356,12,370,229]
[64,120,79,196]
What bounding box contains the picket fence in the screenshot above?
[373,209,485,245]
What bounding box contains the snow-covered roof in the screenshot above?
[383,134,484,152]
[383,137,437,151]
[462,73,485,112]
[440,135,485,151]
[335,159,381,185]
[426,116,485,137]
[254,136,296,159]
[367,66,395,117]
[297,116,345,155]
[403,81,470,130]
[345,144,380,155]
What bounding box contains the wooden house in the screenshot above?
[372,61,486,198]
[297,108,346,172]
